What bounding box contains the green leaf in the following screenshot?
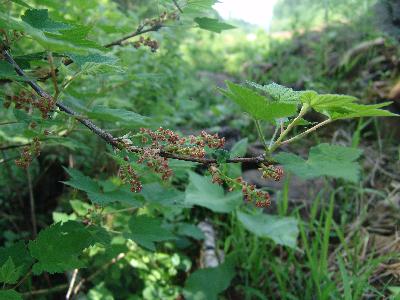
[67,53,118,68]
[219,81,298,121]
[63,167,100,194]
[0,258,22,284]
[28,221,96,274]
[0,290,22,300]
[176,223,205,240]
[0,61,25,81]
[300,91,397,119]
[21,9,70,32]
[194,17,235,33]
[183,0,218,14]
[329,102,397,120]
[87,282,114,300]
[126,215,176,251]
[88,187,142,206]
[86,106,148,127]
[0,241,33,278]
[183,256,235,300]
[275,143,363,182]
[237,211,299,248]
[141,183,185,206]
[0,10,103,54]
[10,0,31,8]
[248,81,302,103]
[185,172,242,213]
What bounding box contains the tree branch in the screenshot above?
[1,49,274,166]
[37,22,164,81]
[104,23,163,48]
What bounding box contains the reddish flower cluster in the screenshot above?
[4,91,55,118]
[116,128,225,192]
[139,127,225,158]
[208,164,271,208]
[118,157,142,192]
[259,164,284,181]
[133,36,159,52]
[137,148,173,181]
[15,137,41,169]
[236,177,271,205]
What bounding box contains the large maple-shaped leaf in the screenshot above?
[275,143,363,182]
[219,81,298,121]
[300,91,397,119]
[28,221,96,274]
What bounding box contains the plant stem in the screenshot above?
[254,119,269,153]
[280,119,333,146]
[269,122,281,148]
[27,169,37,238]
[269,104,309,153]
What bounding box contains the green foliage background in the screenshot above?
[0,0,399,299]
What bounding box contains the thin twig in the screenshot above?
[0,121,19,126]
[66,269,79,300]
[280,119,333,146]
[26,168,37,238]
[254,120,269,152]
[269,103,309,152]
[1,49,275,166]
[269,122,281,148]
[104,23,162,48]
[13,269,32,290]
[72,253,126,296]
[0,143,31,151]
[23,284,68,297]
[47,52,60,99]
[172,0,183,13]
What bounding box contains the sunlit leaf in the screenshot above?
[220,81,298,121]
[194,17,235,33]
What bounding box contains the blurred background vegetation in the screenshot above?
[1,0,400,299]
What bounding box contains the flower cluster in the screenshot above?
[118,157,142,192]
[133,36,159,52]
[208,164,271,208]
[15,137,41,169]
[116,128,225,192]
[143,11,179,28]
[259,164,284,181]
[139,127,225,158]
[137,148,173,181]
[4,91,55,118]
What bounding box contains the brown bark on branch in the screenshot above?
[1,49,273,165]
